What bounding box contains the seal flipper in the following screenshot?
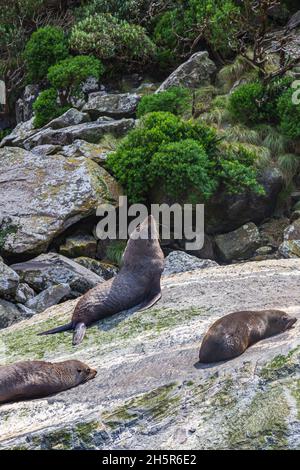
[38,322,73,336]
[138,290,162,312]
[72,322,87,346]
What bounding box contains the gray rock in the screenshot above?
[0,299,31,330]
[15,85,39,124]
[0,260,19,299]
[1,259,300,449]
[14,283,35,304]
[279,240,300,258]
[22,119,135,149]
[60,139,111,164]
[0,118,35,148]
[0,147,121,257]
[215,223,261,261]
[31,144,62,156]
[43,108,91,130]
[26,283,71,313]
[75,257,118,280]
[163,250,217,276]
[81,76,100,94]
[156,51,216,92]
[254,246,274,256]
[11,253,103,296]
[59,234,97,259]
[283,219,300,241]
[82,92,140,119]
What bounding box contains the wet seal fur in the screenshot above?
[39,215,165,345]
[0,360,97,404]
[199,309,297,363]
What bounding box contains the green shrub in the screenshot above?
[228,82,266,125]
[70,13,156,63]
[24,26,69,82]
[47,55,104,98]
[149,139,217,202]
[277,88,300,139]
[33,89,70,128]
[137,87,190,118]
[75,0,151,23]
[106,111,263,203]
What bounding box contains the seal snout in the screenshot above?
[286,317,297,330]
[88,368,97,380]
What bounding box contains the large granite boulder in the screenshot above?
[82,92,140,119]
[0,118,35,148]
[0,259,300,449]
[163,251,217,276]
[0,147,121,257]
[279,240,300,258]
[215,223,261,262]
[156,51,216,92]
[0,260,19,299]
[43,108,90,130]
[11,253,103,297]
[60,139,112,164]
[22,119,135,149]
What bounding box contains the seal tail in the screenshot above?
[72,322,87,346]
[38,322,73,336]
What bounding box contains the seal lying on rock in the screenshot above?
[0,360,97,404]
[199,310,297,363]
[38,215,164,345]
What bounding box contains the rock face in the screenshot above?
[156,51,216,92]
[26,283,71,313]
[59,234,97,259]
[74,257,118,280]
[0,260,19,299]
[0,259,300,449]
[0,118,35,147]
[11,253,103,296]
[60,140,111,164]
[279,240,300,258]
[22,118,135,149]
[0,147,121,256]
[215,223,261,262]
[163,250,217,276]
[43,108,90,130]
[287,10,300,30]
[82,92,140,119]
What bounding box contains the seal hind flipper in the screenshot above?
[138,291,162,312]
[38,322,73,336]
[72,323,87,346]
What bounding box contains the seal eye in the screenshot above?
[86,368,90,374]
[77,368,82,373]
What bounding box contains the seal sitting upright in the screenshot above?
[199,310,297,363]
[39,215,165,345]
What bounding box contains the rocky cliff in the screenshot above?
[0,259,299,450]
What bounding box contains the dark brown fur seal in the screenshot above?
[0,360,97,404]
[39,215,164,345]
[199,310,297,363]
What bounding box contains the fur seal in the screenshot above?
[0,360,97,404]
[38,215,164,345]
[199,310,297,363]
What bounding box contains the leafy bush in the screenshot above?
[24,26,69,82]
[153,0,241,59]
[47,55,104,97]
[106,111,263,203]
[70,13,156,64]
[277,88,300,139]
[33,89,70,128]
[149,139,217,202]
[137,87,190,118]
[75,0,151,23]
[228,82,266,125]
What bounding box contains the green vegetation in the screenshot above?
[24,26,69,82]
[33,89,70,128]
[70,13,156,64]
[137,87,190,118]
[106,111,264,203]
[277,88,300,139]
[47,55,104,101]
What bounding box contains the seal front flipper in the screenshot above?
[38,322,73,336]
[138,290,162,311]
[72,323,87,346]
